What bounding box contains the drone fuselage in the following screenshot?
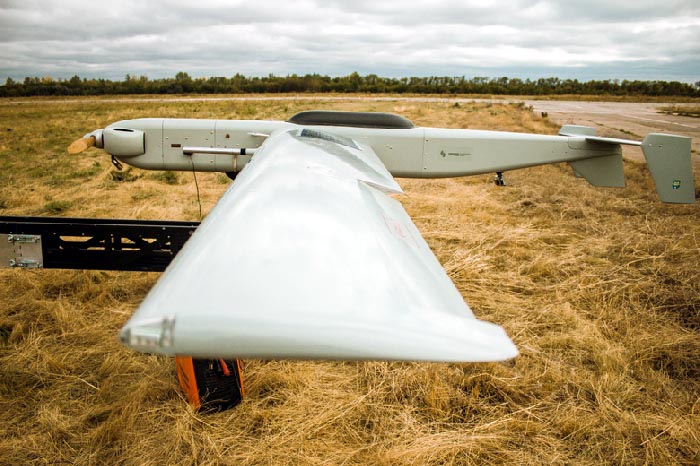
[99,117,621,179]
[71,111,692,204]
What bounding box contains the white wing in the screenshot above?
[120,128,517,362]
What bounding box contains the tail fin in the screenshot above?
[569,153,625,188]
[559,125,696,204]
[560,125,625,188]
[642,134,695,204]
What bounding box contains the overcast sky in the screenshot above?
[1,0,698,83]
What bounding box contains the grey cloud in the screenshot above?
[552,0,700,22]
[0,0,698,82]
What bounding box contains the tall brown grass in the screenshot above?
[0,97,698,465]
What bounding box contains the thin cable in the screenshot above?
[190,162,202,220]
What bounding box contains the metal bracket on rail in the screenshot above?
[0,216,199,272]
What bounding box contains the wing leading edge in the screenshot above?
[120,128,517,362]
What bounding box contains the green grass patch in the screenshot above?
[110,168,139,182]
[659,105,700,118]
[69,161,102,179]
[149,171,179,184]
[42,199,72,214]
[130,190,157,201]
[216,173,232,184]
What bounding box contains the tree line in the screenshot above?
[2,72,699,97]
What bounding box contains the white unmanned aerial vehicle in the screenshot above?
[50,110,696,408]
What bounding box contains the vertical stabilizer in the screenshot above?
[642,134,695,204]
[569,153,625,187]
[560,125,625,188]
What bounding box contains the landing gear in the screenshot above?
[111,155,123,171]
[494,172,506,187]
[175,357,244,412]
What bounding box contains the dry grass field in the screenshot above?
[0,97,698,465]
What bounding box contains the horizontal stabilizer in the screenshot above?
[559,124,597,137]
[642,134,695,204]
[560,125,642,146]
